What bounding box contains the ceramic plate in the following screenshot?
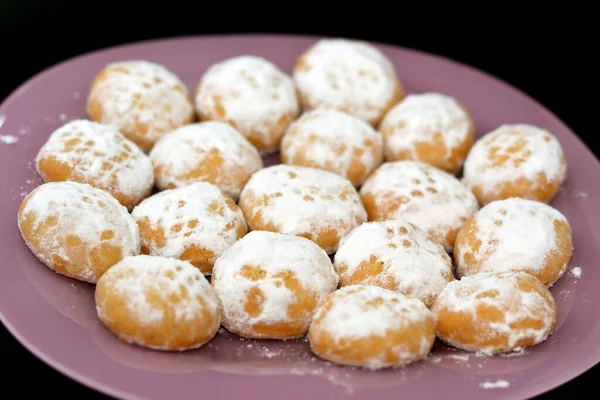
[1,34,599,400]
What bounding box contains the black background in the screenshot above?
[0,2,595,399]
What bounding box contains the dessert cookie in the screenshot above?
[293,38,403,126]
[35,119,154,210]
[238,164,367,254]
[308,285,436,369]
[431,271,557,354]
[195,55,300,154]
[360,161,479,252]
[149,121,263,201]
[280,108,384,187]
[379,92,474,173]
[334,220,454,307]
[95,255,220,351]
[454,197,573,286]
[17,181,140,283]
[87,60,194,152]
[462,124,567,205]
[211,231,338,339]
[131,182,247,275]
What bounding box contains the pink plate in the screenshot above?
[1,34,599,400]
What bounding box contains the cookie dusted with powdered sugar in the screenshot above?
[95,255,220,351]
[431,271,557,354]
[308,285,436,369]
[360,161,479,252]
[150,121,263,201]
[87,60,195,152]
[194,55,300,155]
[454,197,573,286]
[238,164,367,254]
[379,92,475,174]
[293,38,403,127]
[36,119,154,210]
[211,231,338,339]
[18,181,140,283]
[131,182,247,275]
[462,124,567,205]
[280,108,383,187]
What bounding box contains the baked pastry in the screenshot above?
[17,181,140,283]
[149,121,263,201]
[87,60,194,152]
[378,92,474,174]
[95,255,220,351]
[238,164,367,253]
[194,55,300,154]
[308,285,436,369]
[211,230,338,339]
[280,108,383,186]
[462,123,567,205]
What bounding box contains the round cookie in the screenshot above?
[238,164,367,254]
[18,181,140,283]
[334,220,454,307]
[95,255,220,351]
[280,108,384,187]
[462,123,567,205]
[308,285,436,369]
[131,182,247,275]
[211,230,338,339]
[194,55,300,155]
[293,38,403,126]
[149,121,263,201]
[454,197,573,286]
[87,60,195,152]
[35,119,154,210]
[360,161,480,252]
[378,92,475,174]
[431,271,557,354]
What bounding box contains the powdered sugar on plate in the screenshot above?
[479,380,510,389]
[0,134,18,144]
[570,266,582,278]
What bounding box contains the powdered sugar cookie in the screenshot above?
[149,121,263,201]
[293,38,403,126]
[360,161,479,252]
[280,108,383,186]
[379,93,474,173]
[35,119,154,210]
[95,255,220,351]
[18,181,140,283]
[131,182,247,275]
[87,60,195,152]
[238,164,367,254]
[334,220,454,307]
[462,124,567,205]
[431,271,557,354]
[195,55,300,154]
[211,230,338,339]
[454,197,573,286]
[308,285,436,369]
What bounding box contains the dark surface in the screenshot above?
[0,2,594,399]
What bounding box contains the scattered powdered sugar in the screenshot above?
[280,108,383,186]
[72,91,80,99]
[462,124,567,201]
[479,380,510,389]
[570,266,582,278]
[360,160,480,252]
[293,38,400,125]
[447,354,470,361]
[149,121,263,200]
[1,134,18,144]
[573,191,588,199]
[455,197,571,285]
[195,55,299,154]
[211,231,338,338]
[379,92,473,170]
[334,220,454,307]
[35,119,154,209]
[131,182,247,270]
[239,164,367,254]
